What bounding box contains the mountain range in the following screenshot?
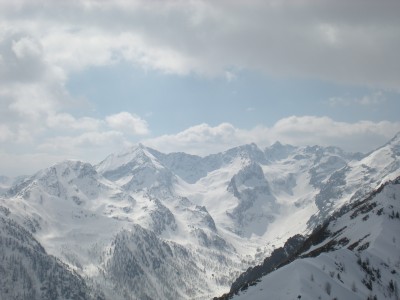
[0,133,399,299]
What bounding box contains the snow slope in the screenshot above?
[222,177,400,300]
[0,204,99,300]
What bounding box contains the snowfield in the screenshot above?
[229,178,400,300]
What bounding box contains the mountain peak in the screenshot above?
[264,141,296,161]
[96,143,163,174]
[123,143,148,156]
[271,141,283,147]
[6,160,99,199]
[222,143,267,164]
[388,131,400,145]
[35,160,96,180]
[129,142,147,152]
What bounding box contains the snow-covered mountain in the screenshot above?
[0,133,399,299]
[0,204,100,300]
[310,132,400,226]
[217,176,400,300]
[97,144,177,197]
[0,175,11,195]
[0,175,28,195]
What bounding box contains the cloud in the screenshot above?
[225,71,236,82]
[1,108,148,167]
[46,113,101,131]
[269,116,399,152]
[144,116,400,155]
[0,125,13,142]
[1,1,399,176]
[106,112,149,135]
[0,32,47,84]
[1,0,399,89]
[0,152,74,178]
[328,91,386,107]
[0,29,149,172]
[34,130,134,173]
[38,131,128,153]
[1,113,399,176]
[144,123,253,155]
[356,91,386,106]
[12,36,42,59]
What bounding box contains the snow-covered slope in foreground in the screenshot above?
[224,177,400,300]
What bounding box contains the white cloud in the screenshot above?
[1,114,399,176]
[144,116,400,155]
[0,32,48,84]
[38,131,128,153]
[328,97,351,107]
[225,71,236,82]
[356,91,386,106]
[6,84,60,120]
[318,24,340,46]
[46,113,101,131]
[12,36,42,59]
[0,125,13,142]
[328,91,386,107]
[268,116,399,152]
[34,130,133,171]
[144,123,246,155]
[41,28,119,73]
[0,29,148,163]
[3,109,148,172]
[0,152,73,178]
[106,111,149,135]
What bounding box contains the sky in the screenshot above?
[1,0,400,176]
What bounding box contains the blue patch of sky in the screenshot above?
[67,63,400,136]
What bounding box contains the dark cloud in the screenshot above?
[2,0,399,88]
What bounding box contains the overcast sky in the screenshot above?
[1,0,400,176]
